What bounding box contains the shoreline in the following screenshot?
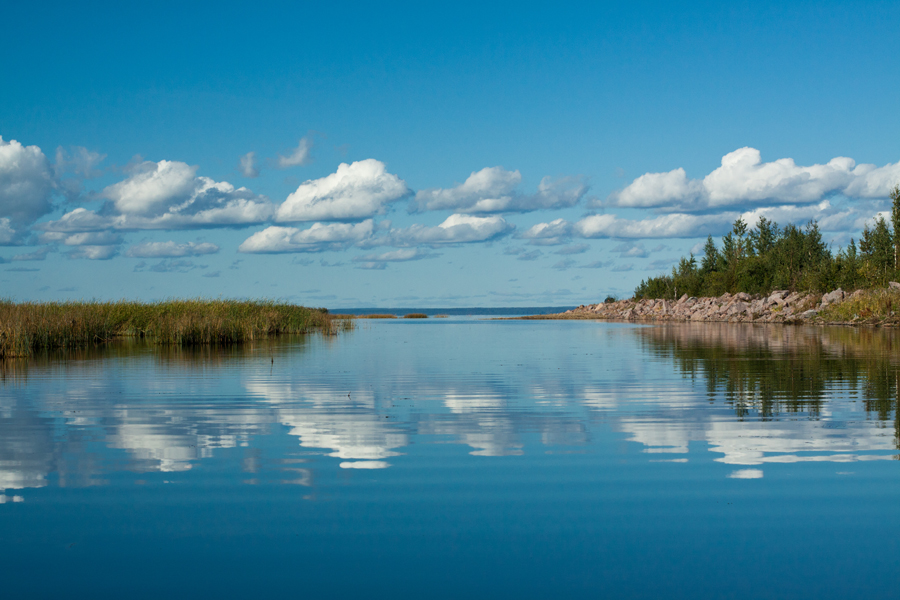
[517,286,900,327]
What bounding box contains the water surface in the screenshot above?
[2,319,898,598]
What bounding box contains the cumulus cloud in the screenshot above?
[352,248,436,263]
[276,159,409,222]
[519,218,574,245]
[612,242,650,258]
[39,160,274,232]
[239,152,259,178]
[12,247,51,261]
[0,136,55,224]
[239,220,375,254]
[411,167,587,213]
[575,213,735,239]
[67,245,118,260]
[126,241,220,258]
[0,218,16,245]
[606,147,900,210]
[277,137,313,168]
[39,231,123,246]
[367,214,514,248]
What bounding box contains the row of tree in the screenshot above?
[633,186,900,299]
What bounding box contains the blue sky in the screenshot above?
[2,1,900,307]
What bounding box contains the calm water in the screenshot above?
[1,319,899,599]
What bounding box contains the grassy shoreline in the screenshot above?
[0,299,344,359]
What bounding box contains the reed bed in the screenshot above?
[403,313,428,319]
[360,314,398,319]
[0,299,343,358]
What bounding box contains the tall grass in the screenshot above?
[0,299,344,358]
[818,289,900,324]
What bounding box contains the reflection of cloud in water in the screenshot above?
[0,321,897,491]
[0,407,54,495]
[246,381,408,464]
[340,461,390,469]
[728,469,763,479]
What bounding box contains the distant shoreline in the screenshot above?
[516,287,900,327]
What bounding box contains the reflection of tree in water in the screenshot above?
[636,324,900,448]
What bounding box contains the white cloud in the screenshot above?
[276,159,409,222]
[40,160,274,232]
[36,207,112,233]
[575,212,735,239]
[238,220,375,254]
[353,248,435,263]
[277,137,313,168]
[606,147,900,210]
[412,167,521,212]
[606,167,703,208]
[411,167,587,213]
[369,214,514,247]
[103,160,199,215]
[612,242,650,258]
[352,248,437,270]
[12,247,51,261]
[0,218,16,245]
[67,245,118,260]
[519,218,573,245]
[0,136,55,224]
[239,152,259,178]
[39,231,122,246]
[126,241,220,258]
[739,200,835,230]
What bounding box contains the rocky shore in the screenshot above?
[554,283,900,326]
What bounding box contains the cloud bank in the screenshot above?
[412,167,587,213]
[606,147,900,211]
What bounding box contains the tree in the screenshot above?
[700,236,719,273]
[891,185,900,270]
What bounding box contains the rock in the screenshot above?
[735,292,751,302]
[821,288,845,306]
[890,281,900,290]
[727,301,749,315]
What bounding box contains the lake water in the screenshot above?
[1,319,899,599]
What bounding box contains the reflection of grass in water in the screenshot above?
[403,313,428,319]
[638,324,900,448]
[0,299,347,358]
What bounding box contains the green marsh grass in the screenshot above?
[818,289,900,324]
[0,299,345,359]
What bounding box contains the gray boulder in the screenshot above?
[821,288,845,306]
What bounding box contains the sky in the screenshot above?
[2,0,900,308]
